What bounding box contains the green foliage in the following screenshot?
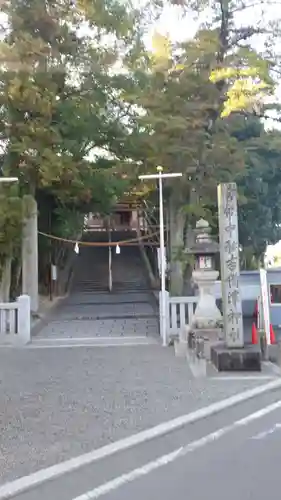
[209,48,274,117]
[126,0,281,282]
[1,0,281,294]
[126,29,246,211]
[54,207,85,239]
[0,0,142,205]
[0,0,147,293]
[233,116,281,262]
[0,185,23,276]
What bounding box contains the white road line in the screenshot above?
[0,378,281,500]
[211,376,276,381]
[252,422,281,440]
[72,400,281,500]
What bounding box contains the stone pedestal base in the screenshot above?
[267,342,281,366]
[211,343,261,372]
[188,328,223,360]
[174,340,188,358]
[191,269,222,330]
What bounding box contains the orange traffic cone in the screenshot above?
[270,324,276,344]
[252,323,258,344]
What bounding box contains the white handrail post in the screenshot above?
[159,290,163,339]
[158,169,167,345]
[165,290,170,341]
[17,294,31,344]
[138,167,182,347]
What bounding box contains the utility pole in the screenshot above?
[139,167,182,346]
[108,230,112,292]
[107,216,112,292]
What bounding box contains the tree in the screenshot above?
[126,30,247,293]
[0,0,144,296]
[125,0,281,294]
[201,114,281,269]
[232,116,281,266]
[0,184,23,300]
[0,0,139,195]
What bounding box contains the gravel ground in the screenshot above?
[36,317,158,338]
[0,344,270,485]
[35,289,159,339]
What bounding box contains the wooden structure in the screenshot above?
[87,195,147,232]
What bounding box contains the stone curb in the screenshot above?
[31,295,68,337]
[31,252,78,337]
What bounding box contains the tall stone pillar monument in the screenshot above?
[217,183,243,347]
[212,183,261,371]
[22,196,39,313]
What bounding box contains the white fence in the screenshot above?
[0,295,30,346]
[160,280,260,344]
[213,280,260,301]
[159,291,198,341]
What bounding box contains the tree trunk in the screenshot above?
[183,225,196,296]
[14,259,22,298]
[136,226,157,289]
[0,256,12,302]
[169,195,185,296]
[182,187,199,295]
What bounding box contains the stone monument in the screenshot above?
[218,183,243,347]
[188,218,223,359]
[211,183,261,371]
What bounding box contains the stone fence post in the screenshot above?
[159,290,170,341]
[22,197,38,313]
[17,294,31,344]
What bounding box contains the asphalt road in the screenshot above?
[6,386,281,500]
[105,398,281,500]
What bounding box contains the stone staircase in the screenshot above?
[33,230,159,344]
[71,230,150,293]
[71,246,109,293]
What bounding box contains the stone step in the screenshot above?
[30,336,158,347]
[72,234,150,294]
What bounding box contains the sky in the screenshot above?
[144,3,201,47]
[149,1,281,45]
[150,1,281,126]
